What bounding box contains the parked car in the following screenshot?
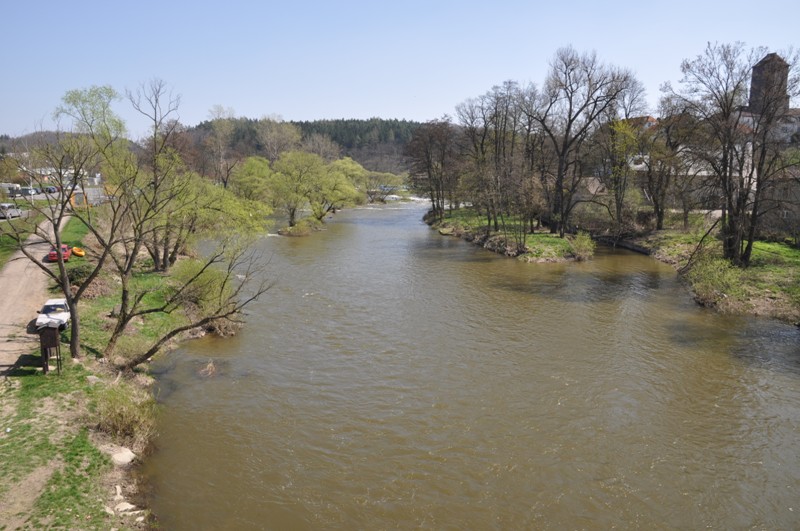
[48,244,72,262]
[43,186,58,194]
[16,187,36,197]
[36,298,70,330]
[0,203,22,218]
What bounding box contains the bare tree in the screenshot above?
[456,97,496,228]
[641,95,699,230]
[256,116,302,163]
[128,80,194,271]
[114,241,272,371]
[479,81,531,252]
[586,76,648,239]
[523,47,635,236]
[302,132,341,162]
[2,86,127,358]
[406,118,459,221]
[667,43,800,266]
[207,105,238,187]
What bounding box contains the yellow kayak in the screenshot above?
[72,247,85,257]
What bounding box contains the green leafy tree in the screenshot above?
[308,158,362,221]
[590,119,640,237]
[230,156,272,202]
[115,240,272,370]
[101,82,271,360]
[364,171,404,203]
[268,151,324,227]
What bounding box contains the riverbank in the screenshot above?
[427,210,595,262]
[428,209,800,325]
[0,356,155,529]
[0,215,185,529]
[623,230,800,325]
[0,242,156,529]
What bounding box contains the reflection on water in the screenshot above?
[142,203,800,529]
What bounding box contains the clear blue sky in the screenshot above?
[2,0,797,139]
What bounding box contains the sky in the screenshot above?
[2,0,797,140]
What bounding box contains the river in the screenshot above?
[141,201,800,529]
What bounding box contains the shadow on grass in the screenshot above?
[80,343,103,359]
[5,353,45,377]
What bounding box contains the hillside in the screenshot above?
[0,118,422,179]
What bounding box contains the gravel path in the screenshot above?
[0,222,58,375]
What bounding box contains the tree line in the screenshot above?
[152,115,419,179]
[406,43,800,267]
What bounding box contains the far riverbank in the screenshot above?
[427,210,800,326]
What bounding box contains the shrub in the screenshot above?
[93,382,158,452]
[569,231,596,261]
[683,254,743,307]
[279,217,322,236]
[66,262,95,285]
[171,258,234,313]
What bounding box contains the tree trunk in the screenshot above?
[104,281,131,357]
[68,306,81,358]
[655,205,665,231]
[722,216,743,266]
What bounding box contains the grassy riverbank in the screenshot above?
[627,230,800,324]
[430,207,800,325]
[0,358,155,529]
[0,218,168,530]
[428,208,596,261]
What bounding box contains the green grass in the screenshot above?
[522,232,574,260]
[0,362,92,471]
[440,207,490,231]
[0,214,88,268]
[77,268,189,360]
[0,360,115,530]
[629,230,800,319]
[60,217,90,247]
[744,241,800,306]
[436,207,588,261]
[750,240,800,267]
[27,429,110,530]
[0,337,156,529]
[0,214,43,266]
[0,209,216,529]
[93,383,158,450]
[0,233,20,264]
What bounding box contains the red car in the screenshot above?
[48,244,72,262]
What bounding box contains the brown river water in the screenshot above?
[141,202,800,529]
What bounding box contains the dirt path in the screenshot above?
[0,221,58,376]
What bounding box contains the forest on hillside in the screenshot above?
[187,117,420,174]
[0,118,422,177]
[295,118,419,174]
